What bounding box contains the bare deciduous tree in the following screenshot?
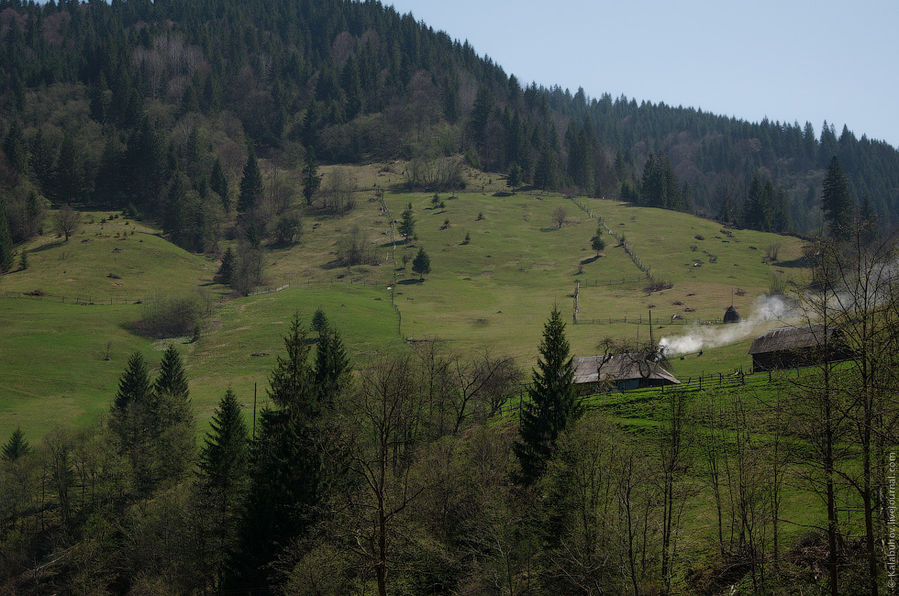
[54,205,80,242]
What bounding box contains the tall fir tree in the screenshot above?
[210,157,230,211]
[412,247,431,280]
[155,345,195,481]
[822,156,853,241]
[398,207,415,241]
[313,319,350,407]
[513,306,581,485]
[198,387,250,588]
[2,427,30,461]
[109,352,159,492]
[301,148,321,206]
[237,143,264,213]
[231,315,321,590]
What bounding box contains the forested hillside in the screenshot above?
[1,0,897,256]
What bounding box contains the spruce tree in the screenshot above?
[156,345,189,401]
[237,143,263,213]
[591,231,605,255]
[513,306,581,485]
[399,207,415,242]
[412,247,430,280]
[155,345,195,481]
[822,156,853,241]
[314,319,350,407]
[231,315,320,590]
[211,158,229,211]
[217,247,235,284]
[200,388,249,492]
[2,427,30,461]
[110,352,158,491]
[301,149,321,206]
[199,388,249,587]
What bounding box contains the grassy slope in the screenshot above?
[0,184,809,438]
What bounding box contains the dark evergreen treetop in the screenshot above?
[156,345,190,400]
[313,318,351,407]
[2,427,30,461]
[237,143,264,213]
[398,207,415,241]
[822,156,854,241]
[267,315,314,416]
[412,247,431,279]
[513,306,581,485]
[113,352,152,412]
[199,387,249,492]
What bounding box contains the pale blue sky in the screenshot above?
[386,0,899,148]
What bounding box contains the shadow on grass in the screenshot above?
[580,255,601,265]
[774,256,812,268]
[30,239,67,253]
[398,278,423,285]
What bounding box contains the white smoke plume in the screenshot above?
[659,294,798,356]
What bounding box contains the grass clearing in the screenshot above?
[0,182,810,438]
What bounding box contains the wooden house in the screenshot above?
[573,354,680,393]
[748,324,850,372]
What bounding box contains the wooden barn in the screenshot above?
[573,354,680,393]
[748,325,849,372]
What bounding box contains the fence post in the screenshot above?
[699,376,702,391]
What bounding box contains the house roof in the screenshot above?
[748,324,834,355]
[573,354,680,385]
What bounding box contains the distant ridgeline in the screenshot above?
[1,0,897,248]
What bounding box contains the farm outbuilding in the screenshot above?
[573,354,680,393]
[748,324,850,372]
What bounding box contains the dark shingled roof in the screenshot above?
[748,324,834,355]
[573,354,680,385]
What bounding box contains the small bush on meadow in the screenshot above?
[135,294,205,338]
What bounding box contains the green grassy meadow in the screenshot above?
[0,178,810,440]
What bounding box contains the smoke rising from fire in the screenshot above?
[658,294,797,356]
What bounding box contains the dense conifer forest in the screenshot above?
[1,0,898,255]
[2,1,899,594]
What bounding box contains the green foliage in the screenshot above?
[237,144,263,213]
[412,247,431,280]
[335,225,373,266]
[217,247,235,285]
[591,231,605,254]
[0,204,12,273]
[514,306,581,485]
[822,156,853,240]
[199,388,249,493]
[640,152,689,211]
[399,207,415,241]
[198,387,249,586]
[313,318,351,407]
[274,212,303,246]
[3,121,26,174]
[2,427,30,461]
[311,308,328,333]
[136,294,204,339]
[232,315,323,589]
[53,205,80,242]
[211,158,230,211]
[301,149,322,206]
